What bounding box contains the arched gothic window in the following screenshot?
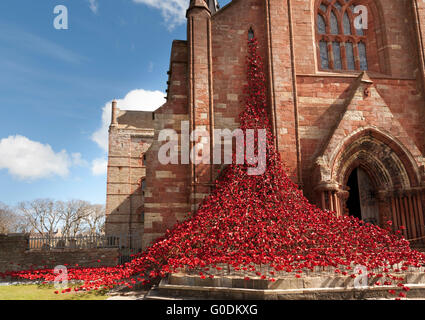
[316,0,368,71]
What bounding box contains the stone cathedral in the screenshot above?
[105,0,425,250]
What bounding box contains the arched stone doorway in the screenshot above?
[314,127,424,242]
[345,167,380,225]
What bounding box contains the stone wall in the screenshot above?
[0,234,119,273]
[106,108,155,239]
[297,75,425,200]
[142,40,191,248]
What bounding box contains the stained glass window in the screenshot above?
[319,41,329,69]
[358,42,368,70]
[334,2,342,11]
[354,6,365,36]
[345,42,355,70]
[356,25,364,36]
[316,0,368,71]
[248,27,254,40]
[332,42,342,70]
[330,11,339,34]
[343,12,351,35]
[318,14,326,34]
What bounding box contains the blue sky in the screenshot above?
[0,0,232,206]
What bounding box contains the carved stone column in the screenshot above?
[314,181,341,215]
[337,190,350,217]
[377,190,392,228]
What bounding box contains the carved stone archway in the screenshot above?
[314,128,425,242]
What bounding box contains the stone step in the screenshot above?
[156,282,425,300]
[145,275,425,300]
[144,288,193,300]
[144,294,185,301]
[168,272,425,290]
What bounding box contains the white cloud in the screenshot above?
[132,0,187,30]
[0,135,73,180]
[71,153,88,167]
[92,89,165,152]
[91,158,108,176]
[88,0,99,14]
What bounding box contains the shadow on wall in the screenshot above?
[105,109,155,251]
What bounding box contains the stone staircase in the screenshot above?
[144,272,425,300]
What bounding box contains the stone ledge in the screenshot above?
[151,276,425,300]
[168,272,425,290]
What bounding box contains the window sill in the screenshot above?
[297,71,415,80]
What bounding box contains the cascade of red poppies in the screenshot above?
[2,39,425,299]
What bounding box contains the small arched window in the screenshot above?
[316,0,368,71]
[141,178,146,196]
[248,27,255,40]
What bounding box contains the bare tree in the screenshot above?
[57,200,92,237]
[0,202,19,234]
[83,204,105,235]
[18,199,62,235]
[16,199,106,237]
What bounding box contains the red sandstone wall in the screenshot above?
[211,0,267,131]
[211,0,300,181]
[143,41,191,248]
[0,234,119,273]
[211,0,268,179]
[297,75,425,200]
[291,0,420,78]
[136,0,425,246]
[106,111,154,238]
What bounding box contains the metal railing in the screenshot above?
[27,233,143,265]
[27,234,142,251]
[28,234,108,250]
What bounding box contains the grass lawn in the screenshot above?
[0,284,109,300]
